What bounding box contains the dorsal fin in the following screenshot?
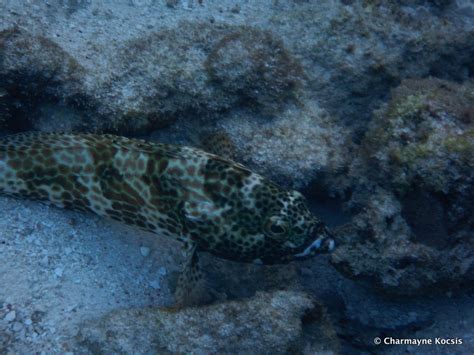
[198,130,237,161]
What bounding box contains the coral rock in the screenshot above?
[331,78,474,296]
[96,23,304,133]
[219,102,351,189]
[0,27,86,131]
[76,291,338,354]
[205,27,304,116]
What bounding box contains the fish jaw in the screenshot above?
[293,229,336,260]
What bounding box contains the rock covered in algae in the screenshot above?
[205,26,304,116]
[362,78,473,254]
[271,1,474,135]
[0,27,86,130]
[364,78,473,195]
[0,22,305,134]
[218,101,351,189]
[96,23,304,133]
[0,28,84,92]
[331,78,474,296]
[76,291,339,354]
[1,1,473,136]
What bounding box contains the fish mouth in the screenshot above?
[293,229,336,260]
[258,228,336,264]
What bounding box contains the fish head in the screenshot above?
[188,158,335,265]
[258,189,335,264]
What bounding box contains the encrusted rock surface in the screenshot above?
[205,26,304,116]
[76,291,338,354]
[94,23,305,133]
[331,78,474,296]
[218,102,351,188]
[272,1,474,134]
[1,0,472,147]
[0,27,87,131]
[364,78,473,196]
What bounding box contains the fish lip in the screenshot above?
[293,238,322,259]
[293,234,336,259]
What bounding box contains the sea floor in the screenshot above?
[1,196,473,353]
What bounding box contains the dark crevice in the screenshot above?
[301,176,353,229]
[0,74,99,134]
[401,189,449,249]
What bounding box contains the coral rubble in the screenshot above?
[76,291,339,354]
[0,28,86,131]
[332,78,474,296]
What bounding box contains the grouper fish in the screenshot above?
[0,132,335,305]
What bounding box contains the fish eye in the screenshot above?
[265,216,288,237]
[270,224,286,235]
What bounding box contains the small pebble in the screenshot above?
[5,310,16,322]
[140,246,150,257]
[26,235,36,244]
[149,280,161,289]
[158,266,167,276]
[40,256,49,267]
[54,267,64,277]
[64,247,72,255]
[24,318,33,326]
[12,322,23,332]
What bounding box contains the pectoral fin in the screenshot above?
[174,242,213,307]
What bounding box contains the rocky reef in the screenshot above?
[76,291,338,354]
[218,102,351,188]
[1,0,474,353]
[205,26,304,116]
[331,77,474,296]
[0,27,87,131]
[96,23,305,133]
[1,22,306,134]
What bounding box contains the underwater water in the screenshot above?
[0,0,473,353]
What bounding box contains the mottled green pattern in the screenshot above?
[0,132,333,265]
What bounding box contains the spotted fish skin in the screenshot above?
[0,132,334,265]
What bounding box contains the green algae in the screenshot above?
[443,129,474,155]
[362,78,474,196]
[384,93,429,122]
